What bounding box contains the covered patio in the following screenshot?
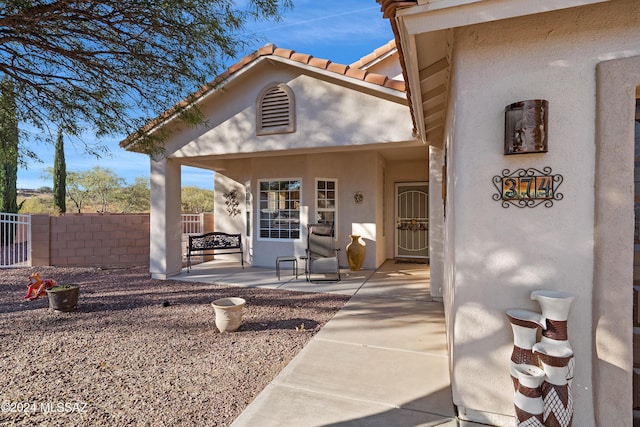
[171,258,433,299]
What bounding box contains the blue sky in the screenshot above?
[17,1,394,191]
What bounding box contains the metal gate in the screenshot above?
[0,213,31,267]
[395,183,429,260]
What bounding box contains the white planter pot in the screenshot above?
[211,297,246,333]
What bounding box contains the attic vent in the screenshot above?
[257,83,295,135]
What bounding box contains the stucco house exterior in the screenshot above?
[379,0,639,425]
[123,0,640,424]
[122,41,432,283]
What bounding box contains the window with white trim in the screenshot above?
[256,83,295,135]
[259,179,301,239]
[315,179,337,228]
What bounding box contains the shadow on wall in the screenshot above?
[448,223,592,422]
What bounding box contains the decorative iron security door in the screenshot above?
[492,167,563,208]
[395,183,429,259]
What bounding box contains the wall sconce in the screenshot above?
[354,191,363,204]
[504,100,548,155]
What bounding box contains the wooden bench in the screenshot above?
[187,232,244,272]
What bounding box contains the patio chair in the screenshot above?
[301,224,341,282]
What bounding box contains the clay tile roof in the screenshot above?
[384,79,405,91]
[364,73,388,86]
[274,47,294,59]
[231,42,404,93]
[377,0,418,18]
[345,67,368,81]
[350,39,397,69]
[258,43,276,56]
[291,52,313,64]
[327,62,350,75]
[309,57,332,69]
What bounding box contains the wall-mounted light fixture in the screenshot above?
[504,100,548,155]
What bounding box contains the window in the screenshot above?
[316,179,337,228]
[256,83,295,135]
[259,179,301,239]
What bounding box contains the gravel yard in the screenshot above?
[0,266,349,426]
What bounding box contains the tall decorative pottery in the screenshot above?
[346,235,365,271]
[506,309,544,390]
[531,290,575,384]
[211,297,246,332]
[533,342,574,427]
[513,364,545,427]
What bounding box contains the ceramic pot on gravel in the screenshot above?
[46,284,80,312]
[211,297,246,332]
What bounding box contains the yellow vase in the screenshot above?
[346,235,365,271]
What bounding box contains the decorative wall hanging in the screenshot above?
[505,100,548,154]
[223,190,241,217]
[354,191,363,204]
[492,167,563,208]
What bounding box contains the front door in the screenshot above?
[395,182,429,260]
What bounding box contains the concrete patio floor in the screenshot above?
[171,259,490,426]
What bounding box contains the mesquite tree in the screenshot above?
[53,129,66,213]
[0,1,291,155]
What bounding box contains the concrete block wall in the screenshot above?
[31,213,150,268]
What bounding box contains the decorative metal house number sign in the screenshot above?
[492,167,563,208]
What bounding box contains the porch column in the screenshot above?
[429,145,445,299]
[150,157,182,279]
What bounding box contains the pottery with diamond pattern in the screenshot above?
[507,289,575,427]
[533,342,574,427]
[531,289,575,385]
[513,364,546,427]
[506,309,544,390]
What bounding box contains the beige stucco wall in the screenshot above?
[442,1,640,425]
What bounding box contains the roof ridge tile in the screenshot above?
[349,38,397,69]
[364,73,388,86]
[309,57,332,69]
[345,67,368,81]
[274,48,295,59]
[291,52,313,64]
[326,62,349,75]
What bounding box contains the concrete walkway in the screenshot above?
[172,259,485,426]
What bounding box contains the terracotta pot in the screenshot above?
[346,235,365,271]
[211,297,246,332]
[46,284,80,312]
